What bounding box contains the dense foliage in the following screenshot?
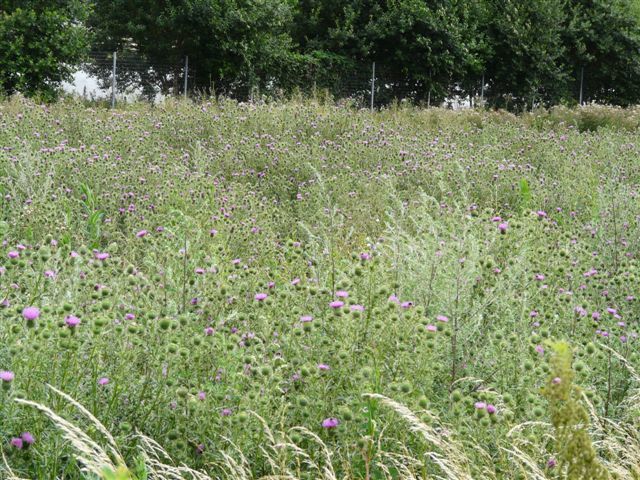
[84,0,640,107]
[3,0,640,108]
[0,1,90,101]
[1,99,640,478]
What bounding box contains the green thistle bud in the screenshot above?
[176,387,189,399]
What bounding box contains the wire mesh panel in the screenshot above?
[64,52,489,109]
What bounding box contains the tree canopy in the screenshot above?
[0,0,90,101]
[2,0,640,108]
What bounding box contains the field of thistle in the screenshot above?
[1,98,640,479]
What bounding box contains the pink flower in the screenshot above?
[22,307,40,321]
[300,315,313,323]
[317,363,330,371]
[535,345,545,355]
[21,432,35,446]
[436,315,449,323]
[498,222,508,233]
[65,315,80,328]
[10,438,23,449]
[321,417,340,429]
[94,252,110,261]
[7,251,19,259]
[98,377,110,386]
[329,300,344,309]
[198,391,206,401]
[474,401,486,410]
[552,377,561,385]
[136,230,148,238]
[254,293,268,301]
[486,404,497,414]
[335,290,349,298]
[425,324,437,332]
[0,371,15,383]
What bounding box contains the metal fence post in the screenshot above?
[370,62,375,111]
[111,52,117,108]
[184,56,189,98]
[579,66,584,106]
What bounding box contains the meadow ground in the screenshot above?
[1,98,640,479]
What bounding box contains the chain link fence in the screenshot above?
[65,51,574,110]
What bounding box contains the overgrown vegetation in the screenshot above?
[1,99,640,479]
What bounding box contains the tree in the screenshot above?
[292,0,481,105]
[87,0,299,98]
[481,0,569,110]
[563,0,640,106]
[0,1,91,100]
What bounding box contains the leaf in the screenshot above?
[519,178,531,210]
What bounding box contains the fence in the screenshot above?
[64,51,588,110]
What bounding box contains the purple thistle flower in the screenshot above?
[0,371,15,382]
[329,300,344,309]
[255,293,268,301]
[22,307,40,321]
[321,417,340,429]
[65,315,80,328]
[98,377,110,386]
[21,432,35,445]
[10,438,23,449]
